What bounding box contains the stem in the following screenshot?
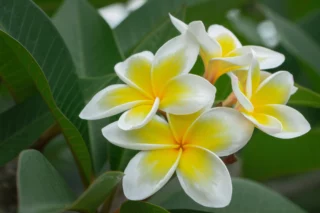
[100,187,117,213]
[31,122,61,151]
[222,154,237,164]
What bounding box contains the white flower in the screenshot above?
[230,53,310,138]
[102,106,254,207]
[80,33,216,130]
[169,14,285,83]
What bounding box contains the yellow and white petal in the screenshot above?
[177,146,232,208]
[260,70,272,82]
[169,14,188,33]
[206,53,252,84]
[115,51,154,98]
[246,53,261,98]
[102,115,177,150]
[152,34,199,95]
[123,149,182,200]
[183,108,254,156]
[118,98,160,130]
[255,104,310,139]
[228,46,285,69]
[160,74,216,115]
[79,84,151,120]
[208,24,242,56]
[229,73,254,112]
[242,112,282,135]
[251,71,295,106]
[188,21,222,63]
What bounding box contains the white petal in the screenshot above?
[252,71,295,106]
[79,84,150,120]
[169,14,188,33]
[115,51,154,97]
[229,46,285,69]
[123,149,182,200]
[177,146,232,208]
[242,112,282,135]
[118,97,159,130]
[160,74,216,115]
[152,33,199,94]
[246,52,261,98]
[229,73,254,112]
[256,104,311,139]
[208,24,241,56]
[184,107,254,156]
[188,21,221,59]
[102,115,177,150]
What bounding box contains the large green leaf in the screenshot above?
[0,93,54,165]
[120,201,169,213]
[0,83,15,113]
[261,5,320,92]
[69,171,123,213]
[242,128,320,180]
[289,85,320,108]
[115,0,190,56]
[0,0,92,184]
[53,0,122,78]
[53,0,124,174]
[171,210,210,213]
[34,0,127,16]
[0,33,36,102]
[150,178,306,213]
[18,150,76,213]
[18,150,123,213]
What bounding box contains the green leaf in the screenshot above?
[53,0,124,174]
[18,150,123,213]
[115,0,188,56]
[0,93,54,165]
[18,150,76,213]
[0,83,15,113]
[0,33,36,102]
[34,0,127,16]
[261,5,320,92]
[150,177,306,213]
[53,0,123,78]
[242,128,320,180]
[69,171,123,213]
[0,0,92,184]
[289,85,320,108]
[120,201,169,213]
[170,210,210,213]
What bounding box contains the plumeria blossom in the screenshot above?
[102,105,254,207]
[169,15,285,84]
[80,33,216,130]
[229,54,310,138]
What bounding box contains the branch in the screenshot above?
[31,123,61,151]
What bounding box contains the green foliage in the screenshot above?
[0,0,93,184]
[242,128,320,180]
[0,93,54,166]
[18,150,123,213]
[120,201,169,213]
[150,178,306,213]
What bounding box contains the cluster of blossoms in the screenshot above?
[80,15,310,208]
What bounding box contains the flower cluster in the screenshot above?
[80,15,310,208]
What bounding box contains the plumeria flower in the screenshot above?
[102,106,254,207]
[169,15,285,84]
[80,33,216,130]
[229,54,310,138]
